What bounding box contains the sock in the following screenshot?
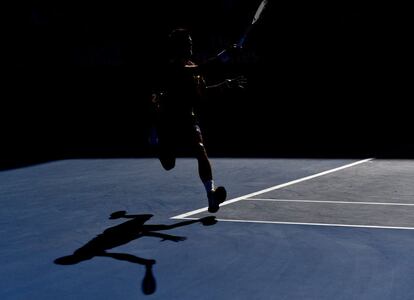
[203,180,215,194]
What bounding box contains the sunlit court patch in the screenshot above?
[173,159,414,230]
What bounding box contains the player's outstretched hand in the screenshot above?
[225,75,247,89]
[227,43,243,56]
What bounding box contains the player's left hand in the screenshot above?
[225,75,247,89]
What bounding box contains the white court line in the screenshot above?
[172,158,374,219]
[176,217,414,231]
[246,198,414,206]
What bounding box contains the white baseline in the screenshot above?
[172,158,373,220]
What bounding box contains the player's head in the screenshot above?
[168,28,193,59]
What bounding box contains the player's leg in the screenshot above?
[193,125,213,186]
[193,125,226,213]
[157,124,176,171]
[159,150,176,171]
[196,143,213,187]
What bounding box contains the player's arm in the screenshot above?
[199,45,245,93]
[205,75,247,91]
[201,43,243,71]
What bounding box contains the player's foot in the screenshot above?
[208,186,227,213]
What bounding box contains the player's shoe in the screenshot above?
[207,186,227,213]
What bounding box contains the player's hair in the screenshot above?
[168,28,190,43]
[166,28,193,60]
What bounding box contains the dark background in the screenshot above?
[2,1,411,169]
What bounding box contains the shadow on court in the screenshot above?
[54,211,217,295]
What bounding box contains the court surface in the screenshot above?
[1,158,414,299]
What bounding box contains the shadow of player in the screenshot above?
[54,211,217,295]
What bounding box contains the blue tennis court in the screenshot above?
[2,158,414,299]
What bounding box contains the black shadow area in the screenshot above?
[54,211,217,295]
